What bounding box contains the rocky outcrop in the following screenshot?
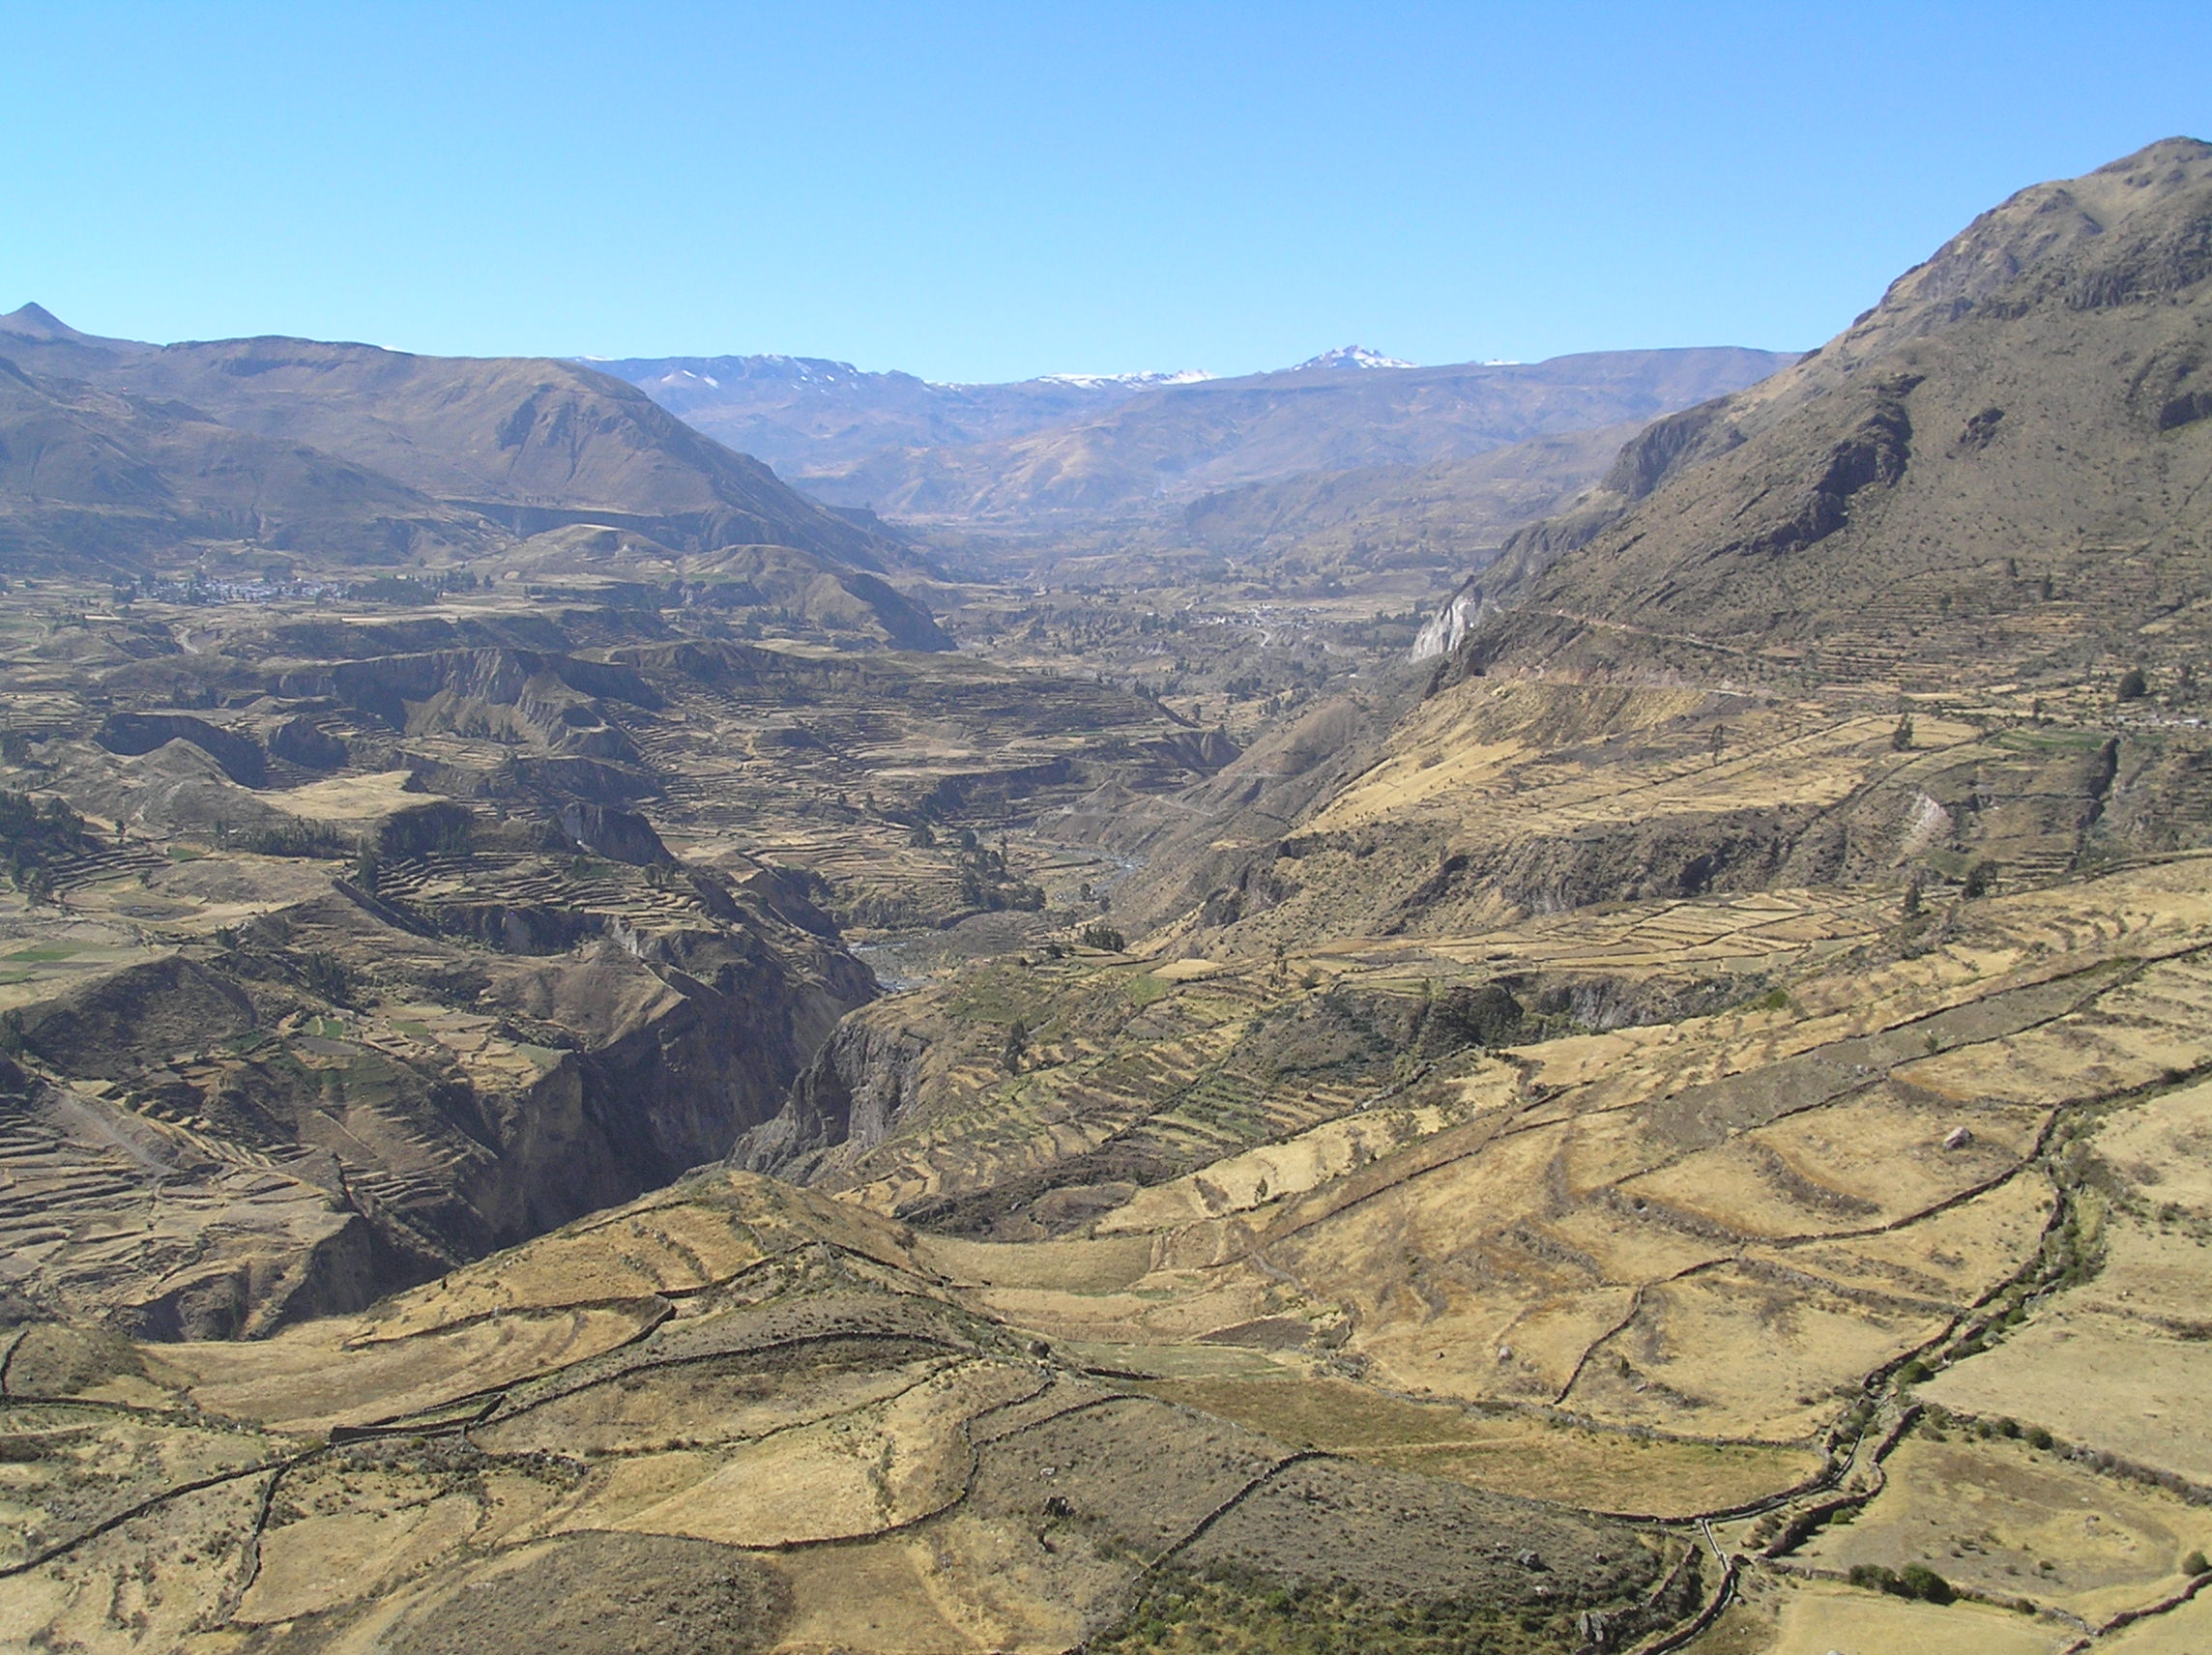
[94,711,266,786]
[731,1008,934,1179]
[276,647,658,761]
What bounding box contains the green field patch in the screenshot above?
[1366,1437,1820,1519]
[1142,1375,1476,1450]
[1125,972,1172,1009]
[1149,1376,1822,1518]
[4,944,81,962]
[1993,727,2110,753]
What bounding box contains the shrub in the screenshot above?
[2026,1426,2054,1450]
[2117,666,2149,702]
[1962,859,1999,899]
[2184,1550,2209,1578]
[1899,1565,1954,1604]
[1852,1563,1953,1603]
[238,821,345,858]
[1080,922,1126,953]
[300,950,353,1004]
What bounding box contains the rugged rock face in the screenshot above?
[731,1009,936,1178]
[0,522,1245,1339]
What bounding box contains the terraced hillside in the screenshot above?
[0,1175,1690,1654]
[8,856,2212,1652]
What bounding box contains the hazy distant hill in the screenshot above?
[0,307,900,569]
[1180,421,1641,562]
[1423,135,2212,676]
[784,346,1795,524]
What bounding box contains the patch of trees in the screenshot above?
[955,836,1044,914]
[0,790,90,901]
[1848,1563,1954,1605]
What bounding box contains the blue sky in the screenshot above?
[3,2,2208,381]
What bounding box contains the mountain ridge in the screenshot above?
[0,307,905,569]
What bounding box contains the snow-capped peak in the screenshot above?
[1294,346,1417,371]
[1028,368,1213,390]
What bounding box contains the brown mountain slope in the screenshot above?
[1422,135,2212,669]
[1070,140,2212,960]
[1182,422,1638,555]
[0,355,490,568]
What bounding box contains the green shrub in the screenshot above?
[1851,1562,1953,1604]
[300,950,353,1004]
[1899,1564,1955,1604]
[2185,1550,2209,1578]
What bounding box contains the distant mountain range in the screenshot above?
[0,297,1798,607]
[586,354,1194,478]
[597,344,1798,533]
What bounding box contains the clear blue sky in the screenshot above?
[4,2,2208,382]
